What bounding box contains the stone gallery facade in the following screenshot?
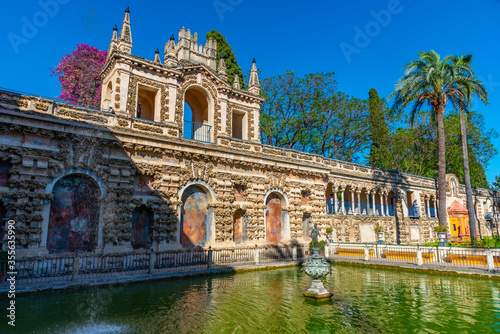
[1,8,499,257]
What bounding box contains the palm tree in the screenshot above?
[452,55,488,241]
[390,51,487,230]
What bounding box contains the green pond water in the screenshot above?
[2,264,500,333]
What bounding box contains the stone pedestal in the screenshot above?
[303,279,332,299]
[301,247,332,299]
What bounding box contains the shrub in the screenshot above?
[325,227,333,233]
[374,224,384,233]
[434,225,447,232]
[309,240,326,251]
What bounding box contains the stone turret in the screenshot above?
[107,25,118,59]
[118,6,132,53]
[176,27,217,70]
[153,48,161,64]
[217,54,228,82]
[233,70,241,89]
[164,34,178,67]
[248,58,260,94]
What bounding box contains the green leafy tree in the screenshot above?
[368,88,391,169]
[260,71,369,162]
[206,30,245,88]
[390,50,480,228]
[492,176,500,190]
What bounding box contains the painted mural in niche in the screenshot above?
[233,210,244,245]
[47,174,100,253]
[135,176,153,195]
[131,206,153,249]
[181,186,208,248]
[0,160,9,187]
[266,193,283,243]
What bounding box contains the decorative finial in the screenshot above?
[170,34,175,41]
[252,58,256,63]
[113,24,117,31]
[125,6,130,13]
[155,48,159,54]
[220,53,224,59]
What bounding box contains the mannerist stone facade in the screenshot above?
[1,7,499,257]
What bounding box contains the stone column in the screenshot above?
[333,189,337,214]
[434,198,438,217]
[350,190,355,215]
[356,190,362,215]
[384,194,389,216]
[425,197,430,217]
[371,192,376,216]
[341,188,346,215]
[380,193,385,216]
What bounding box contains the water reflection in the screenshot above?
[3,264,500,333]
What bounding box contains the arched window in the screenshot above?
[47,174,100,253]
[180,185,209,247]
[131,205,153,249]
[183,86,212,142]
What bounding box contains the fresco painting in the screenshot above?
[135,176,153,195]
[233,211,243,245]
[47,174,100,253]
[234,186,244,202]
[266,193,282,243]
[181,186,208,247]
[0,161,9,187]
[301,191,309,206]
[132,206,153,249]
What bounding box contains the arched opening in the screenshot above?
[359,189,369,215]
[184,86,212,142]
[233,209,245,245]
[103,81,113,110]
[388,191,395,216]
[47,174,100,253]
[136,84,158,121]
[180,185,209,248]
[265,192,287,243]
[344,186,354,215]
[131,205,154,249]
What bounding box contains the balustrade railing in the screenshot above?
[0,245,304,287]
[328,243,500,272]
[183,120,211,143]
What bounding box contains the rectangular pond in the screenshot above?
[1,263,500,333]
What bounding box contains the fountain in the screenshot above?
[301,224,332,299]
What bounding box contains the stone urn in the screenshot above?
[376,232,384,244]
[301,247,332,299]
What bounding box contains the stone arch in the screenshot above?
[183,84,215,142]
[131,205,154,250]
[103,81,113,110]
[42,169,106,252]
[263,189,290,243]
[46,173,101,254]
[178,180,216,248]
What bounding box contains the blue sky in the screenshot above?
[1,0,499,184]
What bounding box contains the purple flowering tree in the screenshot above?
[51,44,107,109]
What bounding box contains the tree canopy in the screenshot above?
[260,71,369,162]
[51,44,107,109]
[206,30,245,89]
